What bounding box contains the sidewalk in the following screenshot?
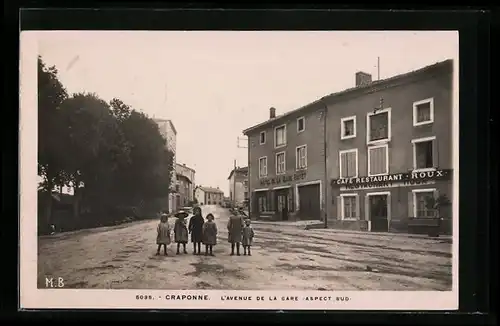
[251,220,453,242]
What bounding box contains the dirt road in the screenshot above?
[38,205,452,290]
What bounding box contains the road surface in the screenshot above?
[38,205,452,290]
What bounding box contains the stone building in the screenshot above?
[243,105,327,222]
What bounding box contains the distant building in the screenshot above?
[154,118,178,213]
[194,186,224,206]
[176,163,196,207]
[227,166,249,207]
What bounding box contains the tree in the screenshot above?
[112,107,174,206]
[38,56,68,225]
[59,92,130,219]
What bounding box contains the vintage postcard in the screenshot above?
[20,30,459,310]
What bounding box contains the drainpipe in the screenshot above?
[319,98,329,229]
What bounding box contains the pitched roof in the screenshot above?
[242,59,453,135]
[227,166,249,180]
[196,186,224,194]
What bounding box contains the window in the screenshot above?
[274,124,287,148]
[276,152,286,175]
[340,194,359,220]
[368,144,389,176]
[413,98,434,126]
[341,116,356,140]
[412,189,437,218]
[412,136,436,171]
[258,157,268,177]
[259,131,266,145]
[339,149,358,178]
[297,117,305,133]
[296,145,307,170]
[367,108,391,144]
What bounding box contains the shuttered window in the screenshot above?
[339,195,360,220]
[368,145,388,176]
[259,157,267,177]
[339,149,358,178]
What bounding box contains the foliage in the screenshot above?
[37,57,175,230]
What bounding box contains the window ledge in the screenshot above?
[341,135,356,140]
[275,144,287,149]
[412,168,437,173]
[367,172,389,177]
[367,138,390,146]
[342,218,359,221]
[296,167,307,171]
[413,120,434,127]
[340,175,358,179]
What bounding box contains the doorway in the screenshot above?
[298,183,321,220]
[275,189,289,221]
[368,193,389,232]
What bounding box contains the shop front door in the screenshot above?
[276,190,289,221]
[369,194,389,232]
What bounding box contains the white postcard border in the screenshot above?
[19,31,460,311]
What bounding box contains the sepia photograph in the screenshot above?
[20,30,459,310]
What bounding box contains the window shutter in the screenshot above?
[387,193,392,229]
[408,191,414,218]
[433,138,438,168]
[434,188,440,218]
[336,196,342,219]
[364,196,369,221]
[355,195,360,220]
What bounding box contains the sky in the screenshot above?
[36,31,458,195]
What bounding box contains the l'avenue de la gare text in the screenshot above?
[221,295,350,302]
[332,169,452,187]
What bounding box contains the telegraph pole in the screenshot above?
[236,136,248,212]
[377,56,380,80]
[233,159,237,208]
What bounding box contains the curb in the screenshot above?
[251,221,453,241]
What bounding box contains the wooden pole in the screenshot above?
[377,56,380,80]
[233,159,237,208]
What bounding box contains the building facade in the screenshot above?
[243,106,327,222]
[228,166,249,207]
[194,186,224,206]
[154,118,179,213]
[326,60,454,234]
[175,163,196,207]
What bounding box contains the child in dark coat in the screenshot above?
[202,213,218,256]
[241,219,255,256]
[174,211,189,254]
[188,206,205,255]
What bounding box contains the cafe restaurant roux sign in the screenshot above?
[331,169,452,191]
[259,171,307,186]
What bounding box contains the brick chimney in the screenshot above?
[355,71,372,87]
[269,107,276,119]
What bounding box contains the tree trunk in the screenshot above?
[72,178,81,220]
[45,178,54,226]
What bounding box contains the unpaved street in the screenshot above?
[38,205,452,291]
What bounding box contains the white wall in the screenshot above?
[194,188,205,205]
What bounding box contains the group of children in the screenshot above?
[155,206,254,257]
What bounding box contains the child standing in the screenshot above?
[188,206,205,255]
[156,213,171,256]
[241,219,255,256]
[202,213,218,256]
[174,211,189,255]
